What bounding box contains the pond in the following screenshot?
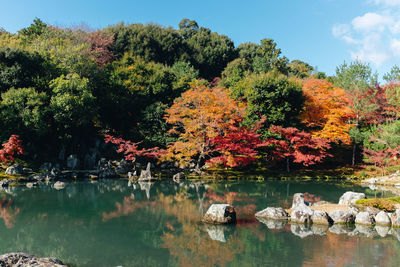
[0,178,399,266]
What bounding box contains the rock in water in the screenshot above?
[66,154,79,170]
[329,210,356,224]
[355,212,375,225]
[0,252,67,267]
[202,204,236,224]
[374,211,391,226]
[311,210,333,225]
[290,204,314,224]
[338,191,366,205]
[391,209,400,227]
[255,207,288,220]
[54,181,66,190]
[173,172,185,182]
[291,193,306,208]
[139,162,152,181]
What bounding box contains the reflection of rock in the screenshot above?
[391,209,400,227]
[338,191,365,205]
[311,210,332,225]
[0,180,10,188]
[202,204,236,224]
[390,228,400,241]
[256,217,288,229]
[290,224,313,238]
[138,181,153,199]
[255,207,288,220]
[291,193,306,208]
[375,211,391,226]
[329,224,354,235]
[53,181,66,190]
[0,253,67,267]
[355,212,375,225]
[349,225,377,237]
[173,172,185,183]
[26,182,38,188]
[329,210,355,224]
[290,204,313,224]
[375,225,390,237]
[311,224,329,235]
[205,224,234,242]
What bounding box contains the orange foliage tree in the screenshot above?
[300,79,354,144]
[163,85,245,169]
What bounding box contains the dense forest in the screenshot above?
[1,18,400,175]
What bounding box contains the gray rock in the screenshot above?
[338,191,366,205]
[0,252,67,267]
[256,218,288,229]
[290,224,313,238]
[375,211,391,226]
[355,212,375,225]
[375,225,390,237]
[329,210,355,224]
[311,210,333,225]
[329,224,354,235]
[202,204,236,224]
[290,204,313,224]
[5,164,23,175]
[66,154,79,170]
[138,162,152,181]
[291,193,306,208]
[53,181,66,190]
[26,182,38,188]
[255,207,289,220]
[23,167,33,173]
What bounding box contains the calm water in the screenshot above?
[0,178,400,267]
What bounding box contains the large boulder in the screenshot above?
[290,204,313,224]
[202,204,236,224]
[138,162,152,181]
[355,212,375,225]
[291,193,306,208]
[5,164,23,175]
[53,181,66,190]
[375,211,391,226]
[329,210,356,224]
[311,210,333,225]
[0,252,67,267]
[66,154,79,170]
[255,207,288,220]
[338,191,366,205]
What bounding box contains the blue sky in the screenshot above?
[1,0,399,78]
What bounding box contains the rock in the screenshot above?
[138,162,152,181]
[329,210,355,224]
[53,181,66,190]
[202,204,236,224]
[255,207,289,220]
[89,174,99,180]
[290,224,313,238]
[23,167,33,173]
[256,218,288,229]
[66,154,79,170]
[26,182,38,188]
[375,211,391,226]
[329,224,354,235]
[291,193,306,208]
[290,204,313,224]
[375,225,390,237]
[173,172,185,182]
[5,164,23,175]
[0,179,10,188]
[311,210,333,225]
[40,162,52,171]
[391,209,400,227]
[355,212,375,225]
[0,253,67,267]
[365,206,380,216]
[338,191,366,205]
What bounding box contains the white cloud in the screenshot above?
[371,0,400,6]
[352,13,392,32]
[390,38,400,56]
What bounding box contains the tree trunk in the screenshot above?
[352,137,357,166]
[286,157,290,173]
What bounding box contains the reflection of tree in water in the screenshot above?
[0,196,20,228]
[102,195,156,221]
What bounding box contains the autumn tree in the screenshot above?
[300,79,354,144]
[164,85,244,170]
[265,126,331,172]
[0,135,24,165]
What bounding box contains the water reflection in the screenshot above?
[0,179,399,266]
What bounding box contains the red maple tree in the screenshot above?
[0,135,24,165]
[363,147,400,176]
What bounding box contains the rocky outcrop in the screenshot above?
[338,191,366,205]
[291,193,307,208]
[0,252,67,267]
[138,163,152,181]
[375,211,391,226]
[329,210,355,224]
[311,210,333,225]
[355,212,375,225]
[290,205,313,224]
[5,164,23,175]
[202,204,236,224]
[255,207,288,220]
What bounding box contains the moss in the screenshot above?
[355,198,398,212]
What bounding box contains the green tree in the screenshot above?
[288,60,314,78]
[383,65,400,83]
